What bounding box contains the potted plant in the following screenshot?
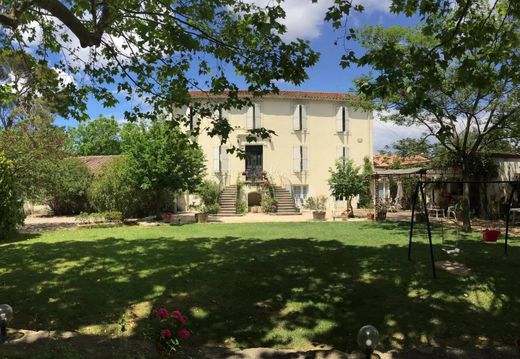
[306,195,327,220]
[195,180,221,223]
[163,211,173,223]
[375,199,388,221]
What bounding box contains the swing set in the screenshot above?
[407,180,519,278]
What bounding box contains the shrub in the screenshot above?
[75,211,123,224]
[305,195,327,211]
[197,180,220,207]
[0,153,25,240]
[236,200,247,214]
[204,203,220,214]
[261,196,278,213]
[44,158,92,215]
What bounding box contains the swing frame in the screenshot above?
[408,180,519,278]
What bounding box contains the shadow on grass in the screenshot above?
[1,227,519,354]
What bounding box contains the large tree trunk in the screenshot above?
[461,162,472,232]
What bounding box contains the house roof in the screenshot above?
[489,152,520,159]
[372,167,427,177]
[189,90,356,102]
[76,155,120,173]
[373,153,430,169]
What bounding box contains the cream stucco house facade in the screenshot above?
[182,90,373,210]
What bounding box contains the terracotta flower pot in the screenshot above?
[163,212,173,223]
[367,213,375,221]
[312,211,326,221]
[195,213,208,223]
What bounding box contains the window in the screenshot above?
[293,104,307,131]
[293,145,308,173]
[292,185,309,207]
[246,103,261,129]
[336,146,350,164]
[187,106,196,132]
[213,146,229,173]
[336,106,349,133]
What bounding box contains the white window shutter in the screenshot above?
[336,106,344,132]
[293,145,301,173]
[344,107,350,132]
[301,104,308,131]
[344,146,350,159]
[336,146,344,160]
[293,104,300,131]
[246,106,254,130]
[213,146,221,173]
[254,103,262,128]
[302,146,308,171]
[220,146,229,173]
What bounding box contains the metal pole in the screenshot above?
[420,183,436,278]
[408,182,420,260]
[505,183,517,256]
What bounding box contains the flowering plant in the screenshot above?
[150,307,191,355]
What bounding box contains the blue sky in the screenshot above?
[60,0,425,151]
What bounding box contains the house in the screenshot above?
[182,90,374,212]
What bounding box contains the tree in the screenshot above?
[385,138,431,158]
[0,152,25,240]
[328,159,365,216]
[345,1,519,231]
[0,0,319,149]
[121,120,206,194]
[67,115,122,155]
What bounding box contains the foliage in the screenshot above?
[305,195,327,211]
[0,0,319,152]
[236,200,247,215]
[121,120,205,194]
[67,115,122,155]
[196,180,221,207]
[0,152,24,239]
[385,138,431,158]
[328,159,365,214]
[43,158,91,215]
[148,307,191,355]
[346,1,520,230]
[261,196,278,213]
[75,211,123,224]
[358,156,374,208]
[0,117,68,201]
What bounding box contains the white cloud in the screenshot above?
[355,0,392,14]
[373,111,426,151]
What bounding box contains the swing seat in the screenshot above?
[482,229,500,242]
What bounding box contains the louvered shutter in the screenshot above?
[246,106,254,130]
[293,104,300,131]
[302,146,308,171]
[293,146,301,173]
[254,103,262,128]
[336,106,344,132]
[336,146,344,160]
[344,107,350,132]
[220,146,229,172]
[213,146,220,173]
[301,104,307,131]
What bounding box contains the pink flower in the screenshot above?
[161,329,172,339]
[157,308,168,319]
[178,328,191,339]
[172,310,188,324]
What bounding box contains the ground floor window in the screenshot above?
[292,185,309,207]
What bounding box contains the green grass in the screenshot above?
[1,222,519,353]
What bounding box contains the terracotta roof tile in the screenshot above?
[76,155,120,173]
[189,90,356,102]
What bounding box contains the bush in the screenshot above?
[88,157,175,218]
[204,203,220,214]
[44,158,92,215]
[197,180,220,207]
[261,196,278,213]
[0,153,25,239]
[236,200,247,214]
[305,196,327,211]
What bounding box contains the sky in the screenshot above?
[58,0,425,151]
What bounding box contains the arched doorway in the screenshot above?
[248,192,261,206]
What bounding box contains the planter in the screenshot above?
[163,212,173,223]
[367,213,375,221]
[482,229,500,242]
[195,213,208,223]
[376,211,387,221]
[312,211,326,221]
[341,214,348,221]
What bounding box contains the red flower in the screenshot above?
[157,308,168,318]
[172,310,188,324]
[178,328,191,339]
[161,329,172,339]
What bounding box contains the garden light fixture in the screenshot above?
[357,325,379,359]
[0,304,13,342]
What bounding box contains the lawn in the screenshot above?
[1,221,519,355]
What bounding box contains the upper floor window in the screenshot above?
[293,104,307,131]
[336,106,349,133]
[293,145,308,173]
[246,103,262,129]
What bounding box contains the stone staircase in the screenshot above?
[273,186,299,215]
[217,185,239,216]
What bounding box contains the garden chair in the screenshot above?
[447,203,458,221]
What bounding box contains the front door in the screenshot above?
[245,145,263,180]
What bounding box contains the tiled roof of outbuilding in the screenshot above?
[76,155,120,173]
[373,153,430,169]
[189,90,356,102]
